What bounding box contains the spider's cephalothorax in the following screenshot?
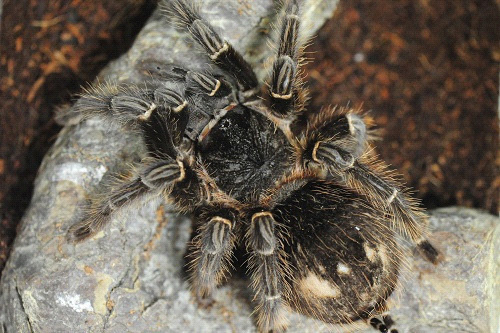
[68,1,439,332]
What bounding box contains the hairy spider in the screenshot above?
[68,0,439,332]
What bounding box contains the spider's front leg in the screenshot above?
[68,157,187,242]
[246,210,289,332]
[300,109,439,263]
[269,0,308,116]
[166,0,258,95]
[71,82,189,160]
[72,83,188,126]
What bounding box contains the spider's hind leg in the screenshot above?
[301,108,439,263]
[188,203,239,299]
[332,157,439,263]
[369,313,399,333]
[166,0,258,94]
[246,210,289,332]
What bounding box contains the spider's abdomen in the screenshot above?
[273,180,402,323]
[198,106,292,201]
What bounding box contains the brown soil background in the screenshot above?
[1,0,499,275]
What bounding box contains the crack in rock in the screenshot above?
[15,282,34,333]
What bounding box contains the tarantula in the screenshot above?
[68,0,439,332]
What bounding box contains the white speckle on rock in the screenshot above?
[94,164,108,181]
[51,162,107,185]
[56,293,94,313]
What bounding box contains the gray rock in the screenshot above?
[388,207,499,333]
[1,1,499,333]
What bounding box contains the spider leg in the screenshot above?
[325,154,437,262]
[305,135,439,263]
[369,314,399,333]
[138,62,239,144]
[139,61,234,101]
[72,80,196,159]
[300,107,439,263]
[189,205,239,298]
[68,157,186,242]
[302,109,368,164]
[269,0,307,116]
[247,211,288,332]
[182,70,239,143]
[73,83,188,127]
[69,68,235,241]
[166,0,258,94]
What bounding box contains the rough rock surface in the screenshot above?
[1,1,499,332]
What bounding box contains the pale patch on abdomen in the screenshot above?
[364,242,378,262]
[299,272,341,298]
[336,262,352,275]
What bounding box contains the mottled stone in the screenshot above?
[387,207,499,333]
